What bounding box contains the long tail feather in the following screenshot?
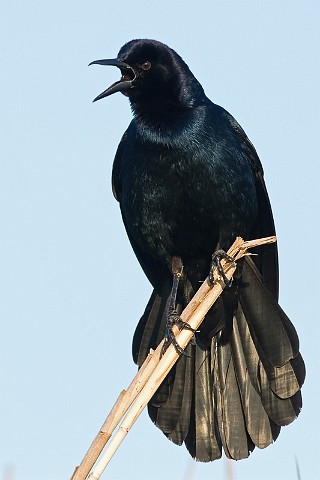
[132,256,305,461]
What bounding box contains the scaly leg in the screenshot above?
[161,260,196,357]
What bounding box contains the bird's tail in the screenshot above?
[132,256,305,461]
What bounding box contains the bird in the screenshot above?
[90,39,305,462]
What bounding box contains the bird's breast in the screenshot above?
[119,136,258,266]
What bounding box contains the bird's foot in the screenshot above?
[161,310,196,357]
[209,249,236,287]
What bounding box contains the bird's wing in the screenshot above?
[111,130,168,289]
[229,117,279,299]
[111,131,126,202]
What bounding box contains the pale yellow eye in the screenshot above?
[141,61,151,71]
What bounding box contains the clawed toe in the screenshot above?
[161,310,195,357]
[209,249,235,287]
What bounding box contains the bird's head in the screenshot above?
[90,39,205,112]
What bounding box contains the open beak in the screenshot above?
[89,58,135,102]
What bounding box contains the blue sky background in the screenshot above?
[1,1,320,479]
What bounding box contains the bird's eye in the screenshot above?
[141,61,151,71]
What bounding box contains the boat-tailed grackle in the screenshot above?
[90,39,305,461]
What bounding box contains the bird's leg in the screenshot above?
[209,249,236,287]
[161,257,196,357]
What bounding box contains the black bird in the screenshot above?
[90,39,305,461]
